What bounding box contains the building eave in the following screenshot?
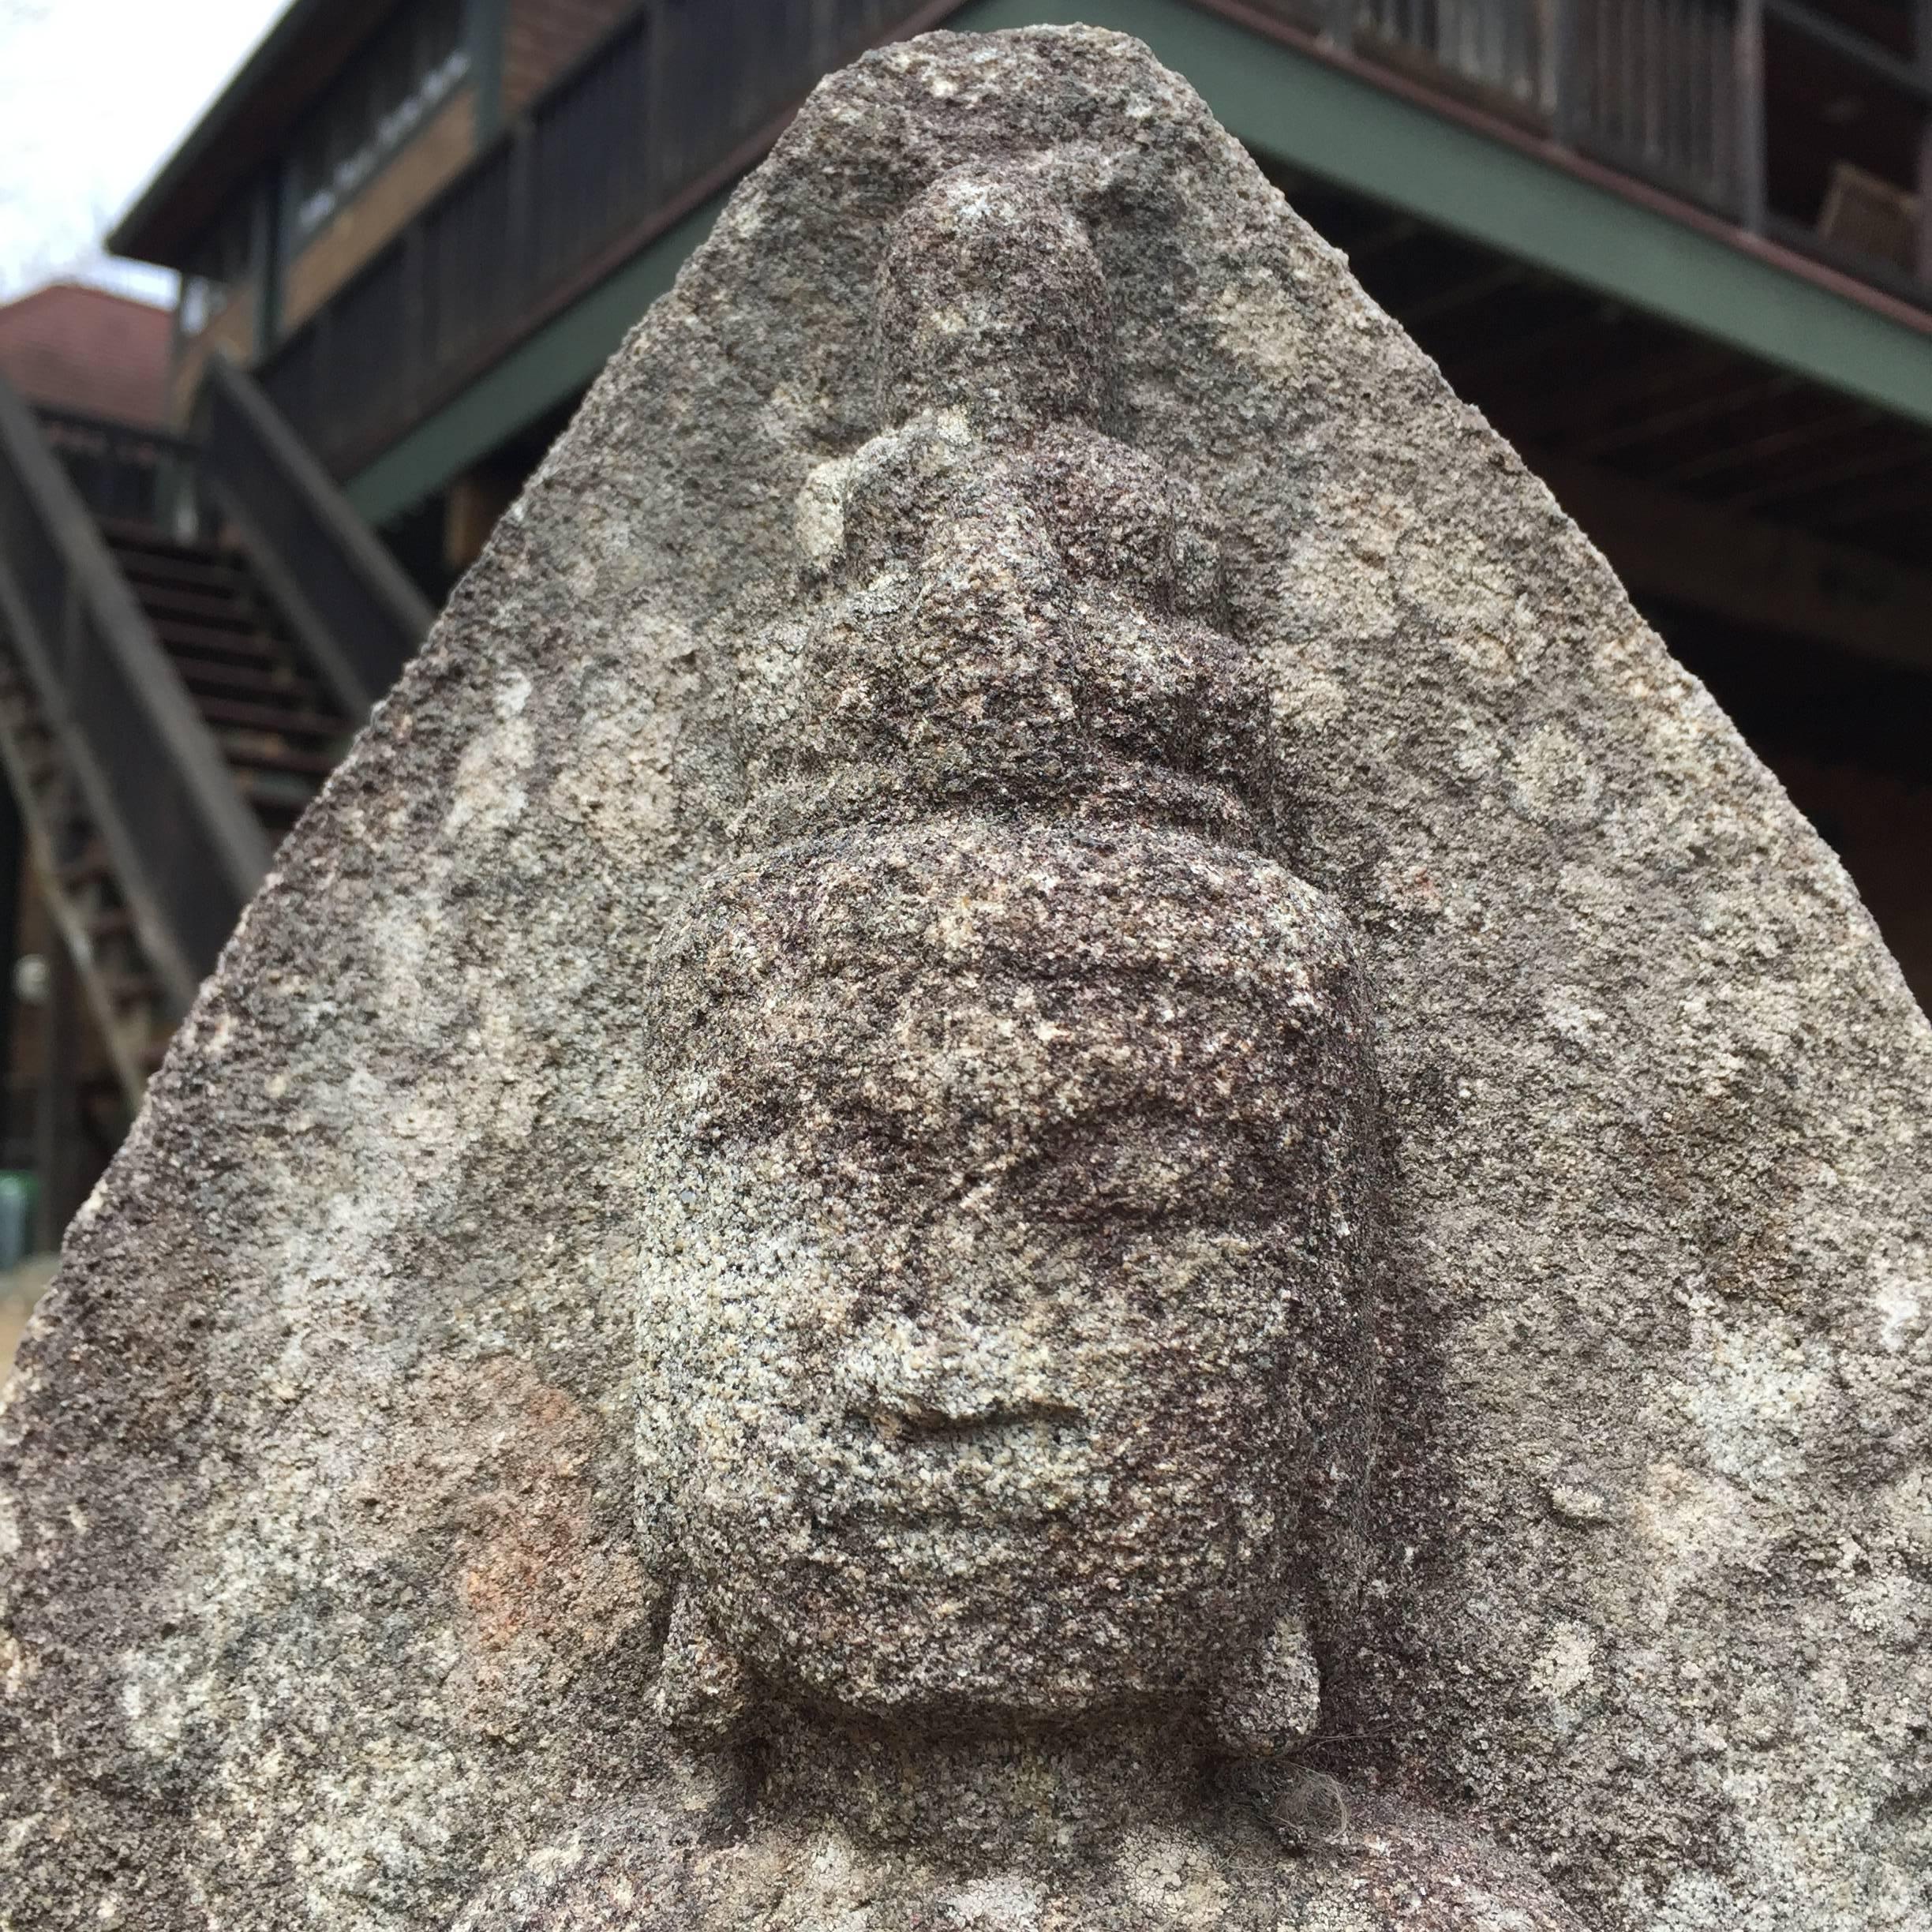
[107,0,407,270]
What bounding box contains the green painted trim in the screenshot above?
[346,195,726,527]
[348,0,1932,522]
[945,0,1932,429]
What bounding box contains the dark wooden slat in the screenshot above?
[1556,369,1803,460]
[118,580,266,630]
[1660,408,1887,489]
[1482,343,1756,447]
[1725,438,1932,509]
[93,516,227,560]
[194,695,346,737]
[220,741,340,779]
[166,657,324,703]
[154,620,290,666]
[108,547,248,595]
[86,906,135,943]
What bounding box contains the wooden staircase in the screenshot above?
[0,365,433,1235]
[100,520,352,841]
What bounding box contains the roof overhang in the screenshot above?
[108,0,406,270]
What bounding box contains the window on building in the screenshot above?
[286,0,471,250]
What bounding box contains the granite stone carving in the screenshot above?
[633,167,1379,1749]
[3,27,1928,1932]
[474,162,1587,1930]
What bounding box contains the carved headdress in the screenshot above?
[634,165,1380,1757]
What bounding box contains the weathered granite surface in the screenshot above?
[2,27,1928,1932]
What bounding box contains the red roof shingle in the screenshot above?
[0,283,174,427]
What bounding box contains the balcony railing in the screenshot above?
[32,410,203,534]
[256,0,1932,484]
[1329,0,1746,208]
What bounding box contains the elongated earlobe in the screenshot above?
[653,1584,751,1746]
[1211,1607,1321,1759]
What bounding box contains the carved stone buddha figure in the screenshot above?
[461,166,1583,1930]
[637,165,1375,1751]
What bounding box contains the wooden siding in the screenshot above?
[282,87,481,331]
[502,0,638,114]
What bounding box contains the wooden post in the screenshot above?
[250,174,283,356]
[507,119,536,309]
[1552,0,1579,143]
[1918,0,1932,282]
[0,784,21,1172]
[402,223,429,423]
[312,304,336,466]
[467,0,510,141]
[1735,0,1766,230]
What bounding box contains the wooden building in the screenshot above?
[0,0,1925,1251]
[0,285,173,429]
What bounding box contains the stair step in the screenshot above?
[132,582,264,631]
[95,516,227,564]
[223,739,339,780]
[102,972,163,1011]
[197,695,346,739]
[86,907,135,943]
[168,657,322,702]
[111,547,247,597]
[155,621,287,667]
[58,850,115,891]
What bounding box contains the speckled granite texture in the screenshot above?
[2,28,1926,1932]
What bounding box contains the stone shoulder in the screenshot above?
[453,1789,1588,1931]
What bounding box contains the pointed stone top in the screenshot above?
[2,26,1926,1932]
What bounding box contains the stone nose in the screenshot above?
[834,1310,1072,1434]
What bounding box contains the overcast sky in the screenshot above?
[0,0,289,308]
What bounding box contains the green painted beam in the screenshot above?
[346,195,725,526]
[348,0,1932,522]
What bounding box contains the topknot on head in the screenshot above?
[874,167,1112,435]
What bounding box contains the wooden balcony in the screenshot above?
[254,0,1932,485]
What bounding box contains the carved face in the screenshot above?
[635,823,1374,1729]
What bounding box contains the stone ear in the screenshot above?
[1209,1607,1321,1760]
[653,1584,752,1747]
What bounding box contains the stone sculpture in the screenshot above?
[634,167,1378,1754]
[3,27,1928,1932]
[450,165,1589,1930]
